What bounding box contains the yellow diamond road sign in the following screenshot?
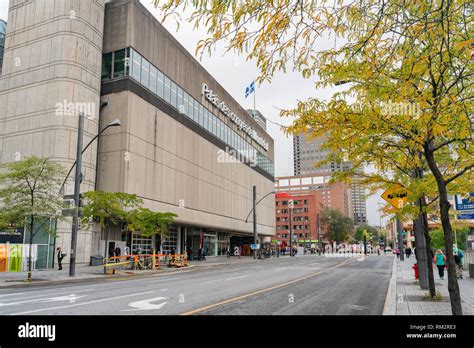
[381,184,409,209]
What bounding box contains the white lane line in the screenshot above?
[160,289,168,291]
[225,275,248,281]
[0,295,88,307]
[145,277,183,283]
[200,279,222,284]
[9,290,154,315]
[0,292,26,298]
[0,288,94,301]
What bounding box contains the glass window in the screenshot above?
[209,112,214,133]
[225,125,229,144]
[149,65,157,94]
[183,92,189,116]
[193,99,199,123]
[157,70,164,99]
[212,115,217,135]
[164,76,171,104]
[101,52,112,80]
[170,81,177,108]
[141,59,149,88]
[131,49,141,81]
[177,87,183,113]
[221,122,225,142]
[188,96,194,120]
[204,109,209,129]
[114,49,127,78]
[199,105,204,127]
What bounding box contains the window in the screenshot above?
[140,58,149,88]
[193,99,199,123]
[131,49,141,81]
[113,49,127,78]
[207,111,213,132]
[211,114,216,135]
[164,76,171,104]
[224,125,229,144]
[187,97,194,120]
[216,119,221,139]
[204,109,209,129]
[198,105,204,127]
[220,121,225,141]
[149,65,157,94]
[183,92,189,116]
[177,86,183,112]
[157,70,164,99]
[101,52,112,80]
[170,81,177,108]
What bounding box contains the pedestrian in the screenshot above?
[226,246,231,258]
[187,248,193,261]
[56,247,66,270]
[114,244,121,263]
[453,245,464,280]
[405,247,412,258]
[433,249,447,280]
[395,248,400,258]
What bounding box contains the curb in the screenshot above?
[382,255,397,315]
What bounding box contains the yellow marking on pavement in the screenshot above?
[180,257,361,315]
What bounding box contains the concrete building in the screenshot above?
[275,173,353,245]
[0,0,275,265]
[293,131,367,226]
[246,109,266,131]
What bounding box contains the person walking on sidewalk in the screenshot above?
[433,249,447,280]
[56,247,66,270]
[453,245,464,279]
[405,247,412,258]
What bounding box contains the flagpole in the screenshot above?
[253,80,256,110]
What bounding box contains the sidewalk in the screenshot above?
[395,256,474,315]
[0,255,277,289]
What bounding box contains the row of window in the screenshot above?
[101,48,274,176]
[276,200,309,206]
[276,217,309,222]
[276,208,310,214]
[276,225,310,230]
[277,234,311,239]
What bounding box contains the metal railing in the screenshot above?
[103,253,189,274]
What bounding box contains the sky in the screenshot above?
[0,0,390,227]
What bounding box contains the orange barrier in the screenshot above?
[103,253,188,274]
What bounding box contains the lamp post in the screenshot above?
[245,188,275,259]
[67,117,122,277]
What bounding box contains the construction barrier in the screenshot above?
[103,253,188,274]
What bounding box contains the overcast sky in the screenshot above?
[0,0,390,227]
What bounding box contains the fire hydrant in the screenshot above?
[412,263,419,280]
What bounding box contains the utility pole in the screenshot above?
[317,213,322,254]
[253,185,257,260]
[289,200,293,256]
[69,112,84,277]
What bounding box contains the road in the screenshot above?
[0,254,393,315]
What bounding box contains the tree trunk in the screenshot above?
[27,215,34,282]
[420,198,436,298]
[424,145,462,315]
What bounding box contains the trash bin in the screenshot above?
[469,263,474,279]
[90,255,104,266]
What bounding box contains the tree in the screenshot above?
[128,208,177,243]
[354,225,379,242]
[430,228,469,251]
[81,191,143,257]
[151,0,473,315]
[320,207,354,243]
[0,156,65,281]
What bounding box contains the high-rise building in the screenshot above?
[293,131,367,225]
[0,19,6,75]
[0,0,275,266]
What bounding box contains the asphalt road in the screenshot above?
[0,254,393,315]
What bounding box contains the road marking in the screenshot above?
[0,295,87,307]
[160,289,168,291]
[225,275,248,281]
[0,292,26,298]
[121,297,168,311]
[200,279,222,284]
[9,291,154,315]
[181,257,359,315]
[0,288,94,301]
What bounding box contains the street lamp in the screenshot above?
[66,115,122,277]
[245,188,275,259]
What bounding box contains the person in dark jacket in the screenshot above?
[56,247,65,270]
[114,245,121,263]
[405,247,412,258]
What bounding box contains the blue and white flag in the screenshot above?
[245,81,255,98]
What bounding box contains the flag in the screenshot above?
[245,81,255,98]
